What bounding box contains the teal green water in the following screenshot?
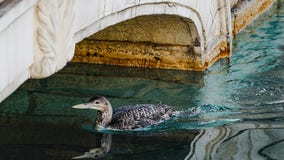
[1,1,284,159]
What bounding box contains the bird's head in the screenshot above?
[72,96,111,112]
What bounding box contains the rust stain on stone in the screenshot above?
[204,41,231,69]
[72,0,275,71]
[232,0,275,35]
[72,40,203,71]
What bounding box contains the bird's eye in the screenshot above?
[95,101,100,104]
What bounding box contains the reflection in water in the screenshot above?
[0,0,283,159]
[70,131,199,160]
[72,134,112,159]
[187,122,284,160]
[72,122,284,160]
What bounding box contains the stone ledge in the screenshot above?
[73,40,203,71]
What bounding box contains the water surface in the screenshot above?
[0,1,284,159]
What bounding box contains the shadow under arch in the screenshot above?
[75,2,205,46]
[73,2,206,70]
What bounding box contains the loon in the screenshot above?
[72,96,173,130]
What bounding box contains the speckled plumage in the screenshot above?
[99,103,173,129]
[73,96,173,130]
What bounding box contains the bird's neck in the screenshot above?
[96,101,113,128]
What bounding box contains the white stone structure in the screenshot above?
[0,0,37,103]
[0,0,275,103]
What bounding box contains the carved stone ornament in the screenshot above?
[30,0,75,78]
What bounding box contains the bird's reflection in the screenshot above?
[72,134,112,159]
[72,122,284,160]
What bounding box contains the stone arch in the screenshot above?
[74,2,205,49]
[91,15,199,46]
[73,2,206,70]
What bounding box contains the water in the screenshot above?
[1,1,284,160]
